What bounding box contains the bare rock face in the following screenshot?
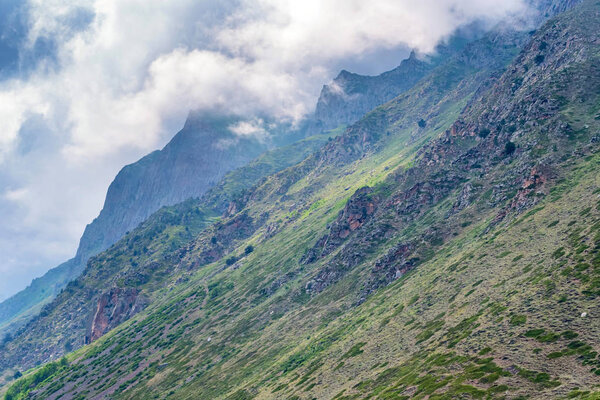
[509,165,553,211]
[88,288,146,343]
[76,112,270,266]
[359,242,418,301]
[309,52,432,133]
[302,187,379,264]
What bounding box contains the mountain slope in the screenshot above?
[0,26,475,343]
[3,1,599,399]
[0,6,543,395]
[0,113,294,339]
[0,128,338,379]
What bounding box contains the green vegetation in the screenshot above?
[4,2,600,399]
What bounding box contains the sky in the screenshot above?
[0,0,535,301]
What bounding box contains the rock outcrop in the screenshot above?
[88,288,146,343]
[302,187,379,264]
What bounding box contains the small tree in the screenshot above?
[478,128,490,138]
[244,245,254,255]
[225,256,238,266]
[418,119,427,128]
[505,141,516,155]
[534,54,545,65]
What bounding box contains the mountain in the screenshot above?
[0,28,455,340]
[308,51,434,134]
[2,0,566,339]
[0,113,287,338]
[3,0,598,398]
[73,112,274,266]
[304,33,481,136]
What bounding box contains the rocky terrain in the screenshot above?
[3,0,600,399]
[0,113,311,340]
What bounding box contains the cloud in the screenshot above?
[0,0,533,299]
[228,119,269,141]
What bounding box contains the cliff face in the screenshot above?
[0,113,270,338]
[309,51,433,133]
[74,112,269,265]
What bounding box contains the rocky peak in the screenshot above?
[74,112,270,266]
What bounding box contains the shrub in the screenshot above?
[225,256,238,266]
[478,128,491,138]
[524,329,545,338]
[341,342,367,359]
[534,54,545,65]
[505,141,516,155]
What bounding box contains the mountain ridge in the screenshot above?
[0,0,580,387]
[1,1,596,399]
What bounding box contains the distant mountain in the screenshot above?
[308,51,434,133]
[305,36,473,135]
[305,0,583,137]
[74,112,272,266]
[0,113,279,338]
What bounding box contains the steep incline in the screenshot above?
[0,9,536,396]
[0,113,287,339]
[3,1,599,399]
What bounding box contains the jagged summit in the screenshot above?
[75,111,270,266]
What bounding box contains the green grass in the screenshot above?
[5,3,600,399]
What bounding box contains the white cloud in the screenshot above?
[0,0,533,299]
[228,119,269,141]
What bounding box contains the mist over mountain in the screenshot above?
[3,1,600,399]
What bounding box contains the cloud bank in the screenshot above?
[0,0,532,299]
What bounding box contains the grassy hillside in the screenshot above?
[4,1,600,399]
[0,130,336,388]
